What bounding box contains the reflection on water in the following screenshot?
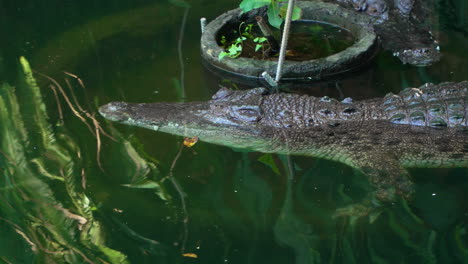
[1,0,468,263]
[279,21,356,61]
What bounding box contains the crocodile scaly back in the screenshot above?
[382,81,468,127]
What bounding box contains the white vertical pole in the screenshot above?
[200,17,207,33]
[275,0,296,82]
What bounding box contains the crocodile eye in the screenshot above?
[231,106,261,122]
[238,108,257,116]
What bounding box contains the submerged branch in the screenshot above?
[48,84,64,124]
[0,217,37,252]
[65,78,87,114]
[64,74,117,142]
[256,16,280,55]
[93,117,104,172]
[35,71,96,137]
[36,71,118,173]
[161,143,189,253]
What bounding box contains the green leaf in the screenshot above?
[122,180,162,189]
[279,5,302,21]
[267,2,283,29]
[292,6,302,20]
[228,45,240,54]
[242,32,254,39]
[254,37,267,43]
[244,23,253,33]
[220,36,227,45]
[218,52,228,60]
[239,0,271,13]
[258,154,281,175]
[122,180,170,201]
[255,44,262,52]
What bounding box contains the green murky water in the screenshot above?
[282,21,356,61]
[1,1,467,263]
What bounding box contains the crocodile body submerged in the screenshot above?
[322,0,441,65]
[99,82,467,202]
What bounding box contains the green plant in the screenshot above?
[218,36,246,60]
[254,36,268,52]
[218,23,272,60]
[239,0,302,29]
[219,23,254,60]
[218,22,269,60]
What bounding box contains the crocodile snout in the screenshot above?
[99,102,131,122]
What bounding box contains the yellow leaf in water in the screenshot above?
[183,136,199,147]
[182,253,198,258]
[285,50,297,57]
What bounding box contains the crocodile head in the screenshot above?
[394,0,414,16]
[374,18,442,66]
[393,45,441,66]
[351,0,389,20]
[365,0,389,19]
[99,87,276,151]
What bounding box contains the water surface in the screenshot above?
[1,0,467,263]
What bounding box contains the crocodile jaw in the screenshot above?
[99,101,272,151]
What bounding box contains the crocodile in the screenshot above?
[322,0,442,65]
[99,81,468,204]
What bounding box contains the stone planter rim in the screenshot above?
[201,1,378,81]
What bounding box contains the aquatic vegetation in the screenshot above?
[218,23,270,60]
[0,57,169,263]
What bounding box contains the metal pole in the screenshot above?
[275,0,295,82]
[262,71,277,87]
[200,17,207,33]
